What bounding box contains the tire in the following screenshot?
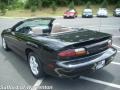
[72,16,75,19]
[28,52,44,78]
[2,37,9,51]
[105,16,108,18]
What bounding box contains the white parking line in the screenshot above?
[113,44,120,49]
[80,76,120,89]
[85,25,119,28]
[117,51,120,53]
[29,62,120,90]
[31,78,44,90]
[29,43,120,90]
[112,62,120,66]
[113,36,120,38]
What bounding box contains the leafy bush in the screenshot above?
[7,5,13,10]
[31,6,37,12]
[25,0,43,10]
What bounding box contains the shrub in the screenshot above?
[68,1,74,9]
[31,6,37,12]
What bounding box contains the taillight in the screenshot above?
[70,13,74,16]
[58,48,87,58]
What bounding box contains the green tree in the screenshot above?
[51,1,57,13]
[38,0,43,10]
[25,0,36,9]
[0,0,119,12]
[115,0,120,8]
[86,1,91,8]
[101,0,108,8]
[68,1,75,9]
[0,2,6,15]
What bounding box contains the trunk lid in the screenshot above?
[50,29,110,42]
[34,29,111,51]
[49,29,111,50]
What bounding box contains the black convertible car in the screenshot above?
[1,18,117,78]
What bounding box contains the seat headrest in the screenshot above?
[31,27,43,34]
[51,23,62,33]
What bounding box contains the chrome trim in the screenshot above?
[54,68,73,77]
[85,39,108,48]
[56,48,117,69]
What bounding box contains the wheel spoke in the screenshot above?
[29,56,39,75]
[2,38,6,49]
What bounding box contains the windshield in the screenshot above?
[24,19,51,27]
[15,18,54,34]
[66,9,76,12]
[98,10,107,13]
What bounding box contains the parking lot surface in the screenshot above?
[0,17,120,90]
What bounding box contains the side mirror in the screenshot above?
[7,28,12,32]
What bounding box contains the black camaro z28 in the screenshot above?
[1,18,117,78]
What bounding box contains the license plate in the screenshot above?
[96,60,105,70]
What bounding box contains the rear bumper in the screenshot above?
[64,15,75,18]
[82,15,93,18]
[97,15,108,17]
[114,14,120,17]
[56,48,116,69]
[54,47,117,78]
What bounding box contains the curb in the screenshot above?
[0,15,114,19]
[0,16,63,19]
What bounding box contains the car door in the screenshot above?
[6,18,54,57]
[8,22,32,58]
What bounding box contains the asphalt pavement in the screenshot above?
[0,17,120,90]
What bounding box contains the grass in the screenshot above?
[1,5,116,17]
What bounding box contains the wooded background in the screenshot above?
[0,0,120,15]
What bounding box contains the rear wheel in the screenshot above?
[64,16,66,19]
[28,52,44,78]
[2,37,9,51]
